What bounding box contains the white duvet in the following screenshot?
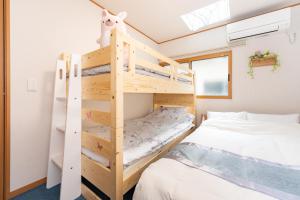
[133,119,300,200]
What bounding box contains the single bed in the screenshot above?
[82,107,195,168]
[133,118,300,200]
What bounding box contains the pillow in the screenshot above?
[144,106,195,124]
[247,113,300,123]
[207,111,247,120]
[146,107,189,118]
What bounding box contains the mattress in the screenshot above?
[133,119,300,200]
[82,64,192,83]
[81,107,195,168]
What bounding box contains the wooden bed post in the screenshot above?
[110,29,124,200]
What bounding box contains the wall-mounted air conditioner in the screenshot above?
[226,8,291,43]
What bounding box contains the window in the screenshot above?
[181,0,230,31]
[177,51,232,99]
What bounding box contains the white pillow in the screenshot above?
[247,113,300,123]
[207,111,247,120]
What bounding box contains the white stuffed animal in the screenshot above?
[97,9,128,48]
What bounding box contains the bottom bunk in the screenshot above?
[81,106,195,198]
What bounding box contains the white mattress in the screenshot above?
[82,64,191,83]
[82,107,195,167]
[134,119,300,200]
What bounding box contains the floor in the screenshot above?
[12,179,134,200]
[12,184,85,200]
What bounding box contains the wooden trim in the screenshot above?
[175,51,231,64]
[88,1,300,45]
[179,51,232,99]
[8,178,47,199]
[4,0,9,199]
[0,0,4,198]
[89,0,159,44]
[197,95,232,100]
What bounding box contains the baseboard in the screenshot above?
[8,177,47,199]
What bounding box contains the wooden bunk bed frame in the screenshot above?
[64,29,196,200]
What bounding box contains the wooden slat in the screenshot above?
[60,53,71,72]
[128,45,136,73]
[160,61,194,75]
[81,184,102,200]
[82,131,112,160]
[124,73,194,94]
[81,46,110,69]
[82,74,111,101]
[154,93,195,106]
[81,154,112,197]
[136,58,171,76]
[123,128,195,193]
[176,73,193,82]
[82,109,111,126]
[121,33,181,68]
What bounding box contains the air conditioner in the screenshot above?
[226,8,291,43]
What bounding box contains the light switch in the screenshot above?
[27,78,37,92]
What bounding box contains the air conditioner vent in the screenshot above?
[226,8,291,43]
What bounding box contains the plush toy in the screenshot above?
[97,9,128,48]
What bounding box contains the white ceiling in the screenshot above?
[95,0,300,43]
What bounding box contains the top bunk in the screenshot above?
[64,29,195,100]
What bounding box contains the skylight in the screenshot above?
[181,0,230,31]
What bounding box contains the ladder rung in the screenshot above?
[52,154,63,169]
[56,97,66,102]
[56,125,65,133]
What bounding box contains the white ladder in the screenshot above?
[46,54,82,200]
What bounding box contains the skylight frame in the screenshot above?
[181,0,231,31]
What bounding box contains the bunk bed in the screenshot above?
[63,29,196,200]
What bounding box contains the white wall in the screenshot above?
[11,0,300,192]
[10,0,156,191]
[159,6,300,121]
